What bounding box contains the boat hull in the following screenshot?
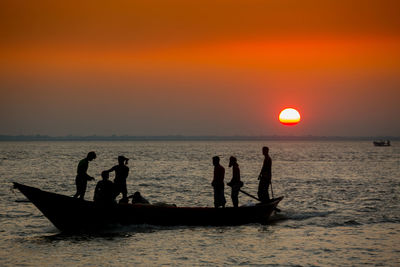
[373,141,390,146]
[13,182,283,232]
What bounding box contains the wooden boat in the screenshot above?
[373,140,391,146]
[13,182,283,232]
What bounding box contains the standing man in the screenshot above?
[227,156,243,208]
[258,146,272,203]
[211,156,226,208]
[106,155,129,202]
[74,151,96,199]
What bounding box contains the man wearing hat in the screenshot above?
[106,155,130,202]
[227,156,243,208]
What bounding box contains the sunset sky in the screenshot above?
[1,0,399,136]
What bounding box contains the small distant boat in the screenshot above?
[13,182,283,232]
[373,140,391,146]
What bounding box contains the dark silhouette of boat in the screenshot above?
[13,182,283,232]
[373,140,391,146]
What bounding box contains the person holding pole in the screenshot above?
[227,156,243,208]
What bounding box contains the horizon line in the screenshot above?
[0,134,398,141]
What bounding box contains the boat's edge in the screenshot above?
[13,182,284,231]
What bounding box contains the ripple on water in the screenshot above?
[0,141,399,266]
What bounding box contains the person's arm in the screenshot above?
[104,166,116,173]
[101,166,116,180]
[259,158,269,179]
[211,175,215,187]
[93,182,100,201]
[84,172,95,181]
[124,167,129,179]
[258,161,264,179]
[94,182,100,194]
[211,168,217,187]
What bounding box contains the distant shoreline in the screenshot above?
[0,135,398,141]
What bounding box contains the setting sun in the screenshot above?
[279,108,301,125]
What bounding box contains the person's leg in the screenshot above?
[257,182,264,201]
[221,188,226,208]
[265,185,270,201]
[121,182,128,199]
[258,180,270,203]
[73,188,79,198]
[78,182,87,199]
[213,188,219,208]
[74,177,80,198]
[214,188,226,208]
[231,189,239,207]
[113,183,122,199]
[79,180,87,199]
[74,177,86,199]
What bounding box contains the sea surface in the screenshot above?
[0,141,399,266]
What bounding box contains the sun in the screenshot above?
[279,108,301,125]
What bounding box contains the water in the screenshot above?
[0,141,399,266]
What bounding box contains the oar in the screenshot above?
[239,189,260,201]
[15,199,31,203]
[240,188,281,212]
[269,180,281,212]
[270,180,274,199]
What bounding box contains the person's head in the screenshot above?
[118,155,129,165]
[87,151,97,161]
[262,146,269,156]
[212,156,220,166]
[101,171,109,180]
[229,156,237,167]
[132,191,147,204]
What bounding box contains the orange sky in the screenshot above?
[1,0,399,136]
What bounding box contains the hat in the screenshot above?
[229,156,237,167]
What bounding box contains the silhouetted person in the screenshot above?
[258,146,272,203]
[211,156,226,208]
[74,151,96,199]
[131,191,150,204]
[94,171,115,204]
[227,156,243,208]
[106,155,130,202]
